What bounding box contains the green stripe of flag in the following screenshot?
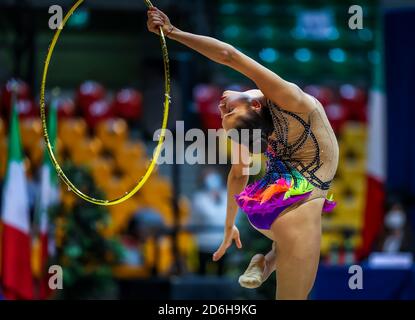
[7,95,23,163]
[43,100,58,185]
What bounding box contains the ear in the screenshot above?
[251,99,262,111]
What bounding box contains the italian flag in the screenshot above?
[357,18,386,259]
[36,100,59,298]
[1,99,33,299]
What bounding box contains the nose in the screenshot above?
[218,103,227,118]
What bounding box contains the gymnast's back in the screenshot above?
[265,94,339,199]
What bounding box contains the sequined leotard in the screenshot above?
[235,96,339,230]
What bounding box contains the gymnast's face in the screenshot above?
[219,91,262,131]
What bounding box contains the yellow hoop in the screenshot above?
[40,0,171,206]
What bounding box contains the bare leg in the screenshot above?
[239,242,277,288]
[270,198,324,300]
[263,242,277,280]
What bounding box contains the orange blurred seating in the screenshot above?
[27,139,44,168]
[0,118,5,138]
[20,119,42,150]
[112,265,149,279]
[155,203,175,226]
[70,137,103,166]
[108,198,141,235]
[99,175,136,200]
[340,122,367,146]
[178,196,190,226]
[144,236,174,275]
[60,186,76,209]
[321,232,344,256]
[143,176,173,198]
[95,119,128,152]
[58,118,87,151]
[114,141,147,174]
[91,157,115,189]
[342,173,366,195]
[177,231,198,272]
[329,192,365,230]
[177,231,196,255]
[143,233,197,275]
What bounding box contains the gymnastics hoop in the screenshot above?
[40,0,171,206]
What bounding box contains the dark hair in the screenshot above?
[231,103,274,154]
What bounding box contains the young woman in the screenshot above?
[147,7,339,300]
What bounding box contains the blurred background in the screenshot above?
[0,0,415,300]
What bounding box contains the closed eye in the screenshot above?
[224,110,236,118]
[227,106,237,114]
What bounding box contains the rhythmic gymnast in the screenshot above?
[147,7,339,300]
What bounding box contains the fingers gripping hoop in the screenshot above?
[40,0,171,206]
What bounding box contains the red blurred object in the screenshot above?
[113,88,143,120]
[1,79,31,117]
[84,99,114,128]
[194,84,223,130]
[15,99,38,119]
[339,84,368,123]
[54,97,76,119]
[76,81,106,111]
[303,85,335,107]
[323,103,350,135]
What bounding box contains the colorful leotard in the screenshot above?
[235,97,339,230]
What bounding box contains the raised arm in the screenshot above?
[147,7,314,113]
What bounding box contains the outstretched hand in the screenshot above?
[213,225,242,261]
[147,7,173,36]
